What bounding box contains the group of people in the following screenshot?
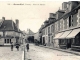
[11,42,29,52]
[11,42,20,51]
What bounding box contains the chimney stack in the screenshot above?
[62,2,68,11]
[2,17,5,21]
[15,19,19,31]
[49,13,56,18]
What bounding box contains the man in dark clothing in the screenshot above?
[26,43,29,52]
[15,43,20,51]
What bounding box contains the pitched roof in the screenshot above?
[0,20,14,31]
[56,2,80,21]
[0,20,19,32]
[27,29,34,35]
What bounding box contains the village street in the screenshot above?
[0,46,23,60]
[25,44,80,60]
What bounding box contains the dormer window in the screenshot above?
[66,2,72,12]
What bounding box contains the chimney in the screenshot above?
[56,10,65,19]
[15,19,19,31]
[2,17,5,21]
[62,2,68,11]
[49,13,56,18]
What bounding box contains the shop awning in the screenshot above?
[66,28,80,38]
[59,30,72,39]
[53,32,64,39]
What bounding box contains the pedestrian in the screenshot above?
[15,43,20,51]
[26,43,29,52]
[11,42,13,51]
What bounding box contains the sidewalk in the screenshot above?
[0,45,24,60]
[39,45,80,56]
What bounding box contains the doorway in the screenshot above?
[67,39,71,48]
[43,37,45,45]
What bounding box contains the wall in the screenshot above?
[64,18,67,29]
[34,32,39,41]
[58,20,60,31]
[0,38,4,45]
[11,38,16,44]
[0,31,3,36]
[54,39,59,48]
[5,31,15,36]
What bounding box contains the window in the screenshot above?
[68,15,73,27]
[55,22,58,32]
[48,37,50,43]
[5,39,11,43]
[71,15,73,26]
[51,25,53,33]
[61,39,65,44]
[55,23,56,31]
[44,29,45,35]
[42,29,45,35]
[56,13,58,19]
[78,9,80,24]
[51,36,53,43]
[5,39,6,43]
[72,39,75,44]
[60,19,64,31]
[57,22,58,31]
[48,27,50,34]
[10,39,11,43]
[55,22,58,31]
[46,28,47,35]
[7,39,9,43]
[67,3,71,11]
[69,16,71,27]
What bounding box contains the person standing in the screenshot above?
[11,42,13,51]
[15,43,20,51]
[26,43,29,52]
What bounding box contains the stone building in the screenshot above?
[39,1,80,51]
[0,17,22,46]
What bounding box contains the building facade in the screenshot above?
[39,1,80,51]
[54,1,80,51]
[0,17,22,45]
[41,13,56,46]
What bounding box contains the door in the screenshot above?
[43,37,45,45]
[67,39,71,48]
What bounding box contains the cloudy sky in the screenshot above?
[0,1,67,33]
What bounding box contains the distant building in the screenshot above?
[26,29,34,43]
[41,13,56,46]
[34,32,39,41]
[27,29,34,36]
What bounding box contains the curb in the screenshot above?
[22,50,25,60]
[39,45,80,56]
[22,45,25,60]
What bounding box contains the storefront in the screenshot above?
[66,28,80,51]
[59,30,72,49]
[57,28,80,51]
[53,32,64,48]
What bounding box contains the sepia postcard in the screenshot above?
[0,1,80,60]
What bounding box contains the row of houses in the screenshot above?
[0,17,24,46]
[38,1,80,51]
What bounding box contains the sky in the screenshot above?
[0,1,67,33]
